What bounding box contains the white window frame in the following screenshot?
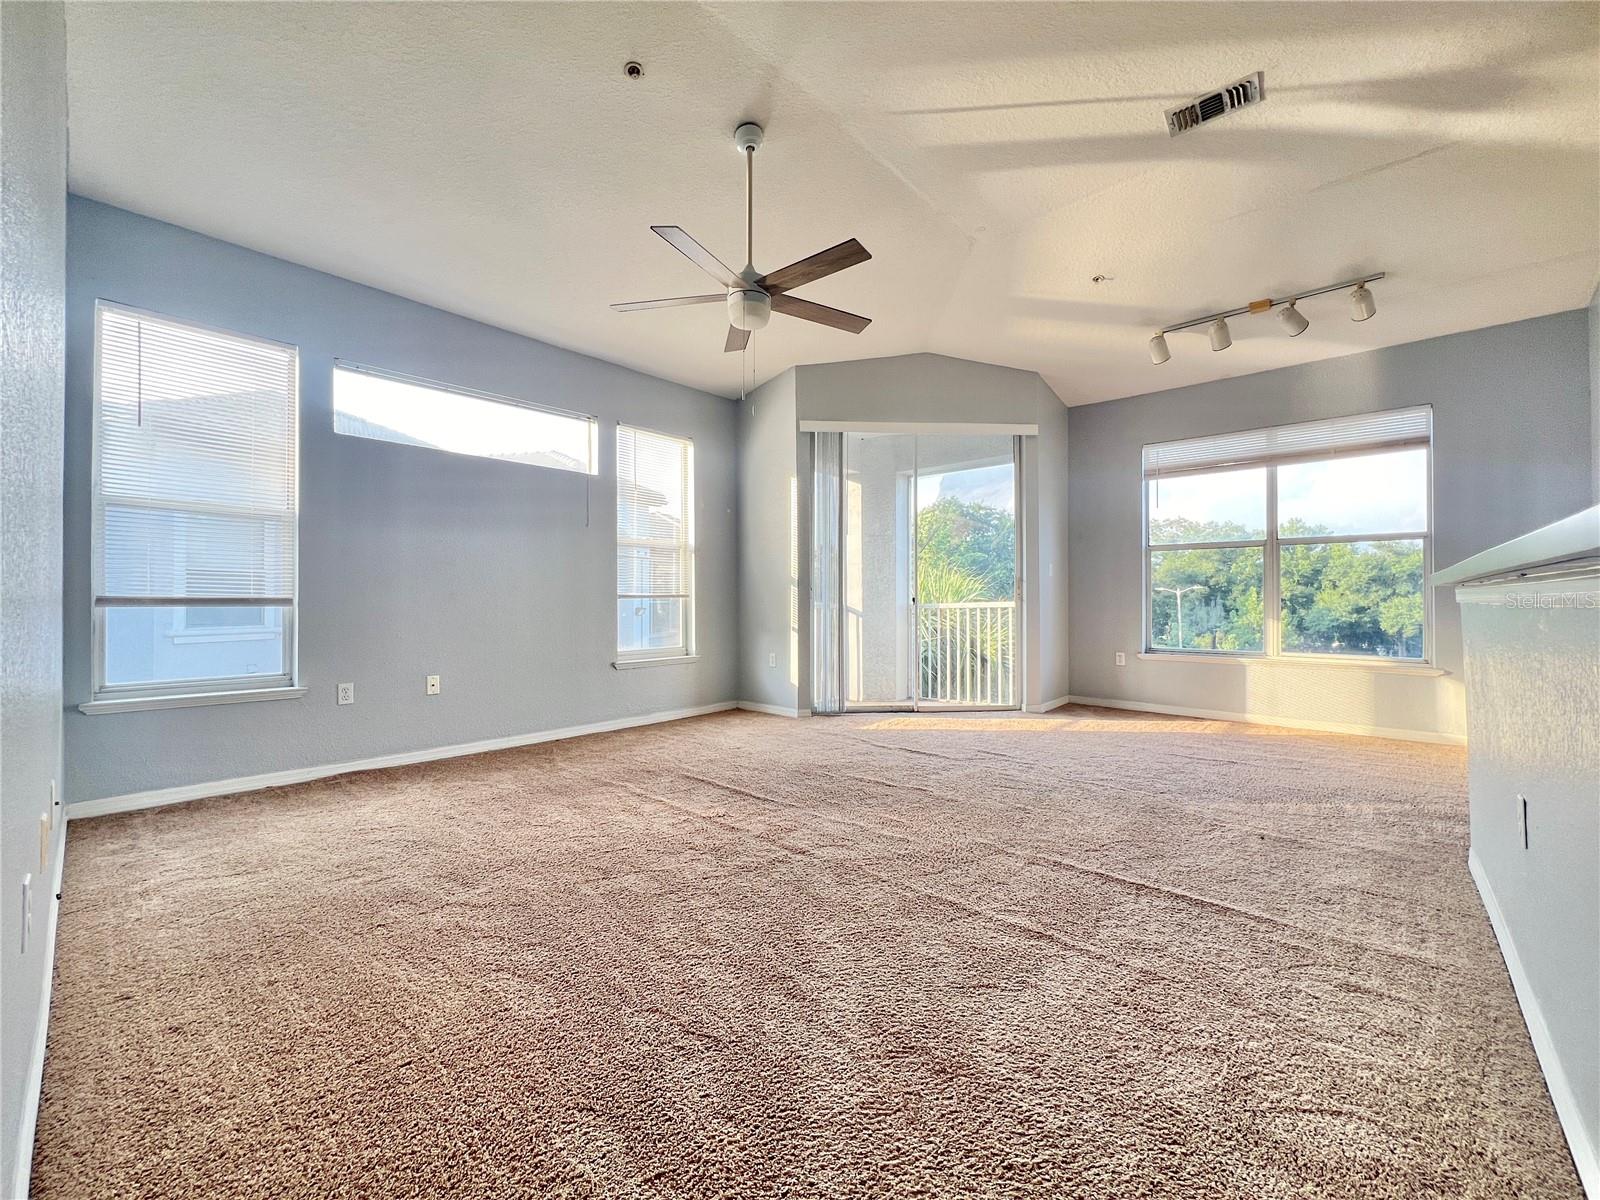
[1141,412,1433,666]
[615,423,696,665]
[88,301,301,705]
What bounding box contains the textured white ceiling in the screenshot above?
[63,2,1600,405]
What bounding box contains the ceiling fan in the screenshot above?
[611,123,873,352]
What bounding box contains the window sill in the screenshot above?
[1137,652,1445,676]
[612,655,700,671]
[79,686,308,715]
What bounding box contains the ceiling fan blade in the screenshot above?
[610,294,724,312]
[757,238,872,294]
[771,292,872,334]
[652,226,741,288]
[724,326,751,353]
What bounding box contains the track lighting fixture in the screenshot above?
[1147,272,1382,364]
[1350,283,1376,322]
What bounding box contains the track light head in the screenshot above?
[1278,303,1309,337]
[1208,317,1232,352]
[1149,332,1171,365]
[1350,283,1376,322]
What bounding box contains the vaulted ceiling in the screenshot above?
[63,2,1600,404]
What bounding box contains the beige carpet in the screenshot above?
[34,707,1581,1198]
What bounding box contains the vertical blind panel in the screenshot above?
[95,306,297,599]
[1143,405,1431,478]
[616,426,692,600]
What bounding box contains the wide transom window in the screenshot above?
[1143,408,1431,662]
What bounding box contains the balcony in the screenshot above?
[917,601,1017,707]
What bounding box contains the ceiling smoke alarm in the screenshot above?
[1165,71,1264,137]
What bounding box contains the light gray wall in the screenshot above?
[1,2,68,1191]
[736,368,805,712]
[1068,310,1594,740]
[791,353,1069,711]
[1589,284,1598,505]
[1461,576,1599,1177]
[64,199,738,802]
[1031,389,1071,707]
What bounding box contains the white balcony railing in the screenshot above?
[917,601,1016,707]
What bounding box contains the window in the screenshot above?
[616,425,694,661]
[1143,407,1431,662]
[92,303,299,700]
[332,364,598,475]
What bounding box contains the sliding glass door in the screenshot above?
[842,433,916,707]
[914,435,1019,708]
[838,432,1019,711]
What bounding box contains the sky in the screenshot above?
[919,463,1015,512]
[1149,449,1427,537]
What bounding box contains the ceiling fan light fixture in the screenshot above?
[1149,332,1171,365]
[1278,302,1310,337]
[728,288,771,332]
[1208,317,1232,352]
[1350,283,1376,322]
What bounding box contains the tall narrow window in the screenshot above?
[616,425,694,661]
[91,303,299,701]
[1143,407,1431,662]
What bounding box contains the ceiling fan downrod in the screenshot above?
[730,123,769,332]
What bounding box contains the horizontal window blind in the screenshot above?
[617,426,693,600]
[94,304,298,605]
[1143,406,1431,479]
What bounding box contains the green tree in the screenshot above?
[1151,515,1423,658]
[917,497,1015,600]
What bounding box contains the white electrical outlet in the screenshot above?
[1115,652,1127,666]
[337,682,355,706]
[768,652,777,668]
[426,674,441,696]
[20,874,32,955]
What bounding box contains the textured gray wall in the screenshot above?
[64,199,738,802]
[737,369,804,712]
[1461,580,1600,1175]
[1,2,67,1190]
[791,354,1070,711]
[1590,285,1598,504]
[1068,311,1594,739]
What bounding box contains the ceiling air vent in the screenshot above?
[1165,72,1264,137]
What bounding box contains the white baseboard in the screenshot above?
[1024,694,1073,714]
[68,702,738,820]
[1469,851,1598,1197]
[1064,694,1467,746]
[736,701,810,718]
[11,817,67,1200]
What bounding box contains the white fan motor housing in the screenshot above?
[728,288,771,332]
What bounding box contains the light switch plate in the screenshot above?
[1115,652,1127,666]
